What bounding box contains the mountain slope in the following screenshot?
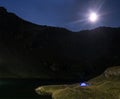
[0,7,120,79]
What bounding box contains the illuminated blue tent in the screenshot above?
[80,82,89,87]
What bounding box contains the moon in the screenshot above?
[89,12,98,23]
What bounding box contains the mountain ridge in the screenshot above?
[0,7,120,80]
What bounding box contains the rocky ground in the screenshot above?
[36,66,120,99]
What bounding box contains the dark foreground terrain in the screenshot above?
[36,66,120,99]
[0,79,51,99]
[0,78,81,99]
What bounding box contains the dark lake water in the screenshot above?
[0,79,79,99]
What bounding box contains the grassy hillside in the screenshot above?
[36,66,120,99]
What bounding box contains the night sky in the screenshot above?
[0,0,120,31]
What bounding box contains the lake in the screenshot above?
[0,79,79,99]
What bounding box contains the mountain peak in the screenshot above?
[0,7,7,15]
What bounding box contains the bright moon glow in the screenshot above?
[89,12,98,22]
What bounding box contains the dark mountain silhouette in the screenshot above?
[0,7,120,80]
